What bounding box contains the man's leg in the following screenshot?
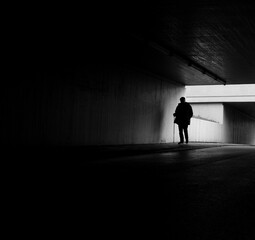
[183,125,189,143]
[178,125,184,143]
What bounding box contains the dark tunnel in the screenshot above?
[3,1,255,239]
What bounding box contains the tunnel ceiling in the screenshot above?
[111,1,255,86]
[38,2,255,86]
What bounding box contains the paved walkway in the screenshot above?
[78,144,255,239]
[83,142,227,160]
[8,143,255,239]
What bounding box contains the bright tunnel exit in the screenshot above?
[180,84,255,145]
[186,84,255,103]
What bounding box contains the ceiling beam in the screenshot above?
[148,41,227,85]
[129,33,227,85]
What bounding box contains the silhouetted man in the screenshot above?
[173,97,193,144]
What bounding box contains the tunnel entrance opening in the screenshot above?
[184,84,255,145]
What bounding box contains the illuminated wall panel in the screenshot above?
[2,64,185,145]
[191,103,223,124]
[189,118,223,143]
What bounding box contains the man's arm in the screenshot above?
[173,104,179,117]
[189,105,193,118]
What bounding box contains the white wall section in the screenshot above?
[184,103,255,145]
[2,64,185,145]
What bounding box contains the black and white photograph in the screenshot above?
[3,1,255,239]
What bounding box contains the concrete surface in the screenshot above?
[6,143,255,239]
[78,144,255,239]
[82,142,226,160]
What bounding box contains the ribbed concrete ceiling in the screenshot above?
[36,1,255,86]
[116,1,255,85]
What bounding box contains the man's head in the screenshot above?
[180,97,185,103]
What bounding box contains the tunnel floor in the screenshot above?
[9,144,255,239]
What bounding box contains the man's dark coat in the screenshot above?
[174,102,193,126]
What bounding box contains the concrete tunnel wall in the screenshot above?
[184,103,255,145]
[2,64,185,146]
[223,104,255,145]
[187,103,224,143]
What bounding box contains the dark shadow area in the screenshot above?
[5,144,255,239]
